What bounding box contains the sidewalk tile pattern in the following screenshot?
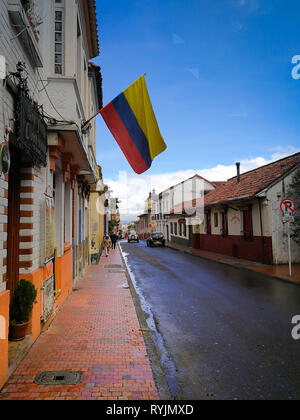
[0,247,159,400]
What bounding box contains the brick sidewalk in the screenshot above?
[0,246,159,400]
[167,242,300,285]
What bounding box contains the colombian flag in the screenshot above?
[100,75,167,174]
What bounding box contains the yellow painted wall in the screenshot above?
[89,167,104,258]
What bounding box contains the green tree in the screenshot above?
[288,169,300,245]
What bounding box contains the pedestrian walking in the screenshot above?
[103,235,112,257]
[111,232,118,249]
[109,231,114,246]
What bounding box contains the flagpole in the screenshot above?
[82,73,147,130]
[81,109,102,130]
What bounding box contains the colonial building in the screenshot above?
[0,0,102,388]
[149,154,300,266]
[89,165,106,264]
[156,175,218,247]
[196,153,300,264]
[155,154,300,265]
[137,190,157,239]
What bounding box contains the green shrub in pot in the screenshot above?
[10,279,37,325]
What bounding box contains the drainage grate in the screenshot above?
[34,371,83,386]
[108,269,126,273]
[104,265,123,269]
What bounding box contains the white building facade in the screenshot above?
[0,0,101,388]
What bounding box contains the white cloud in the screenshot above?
[270,145,300,161]
[104,148,299,223]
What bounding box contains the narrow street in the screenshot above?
[1,0,300,404]
[120,240,300,401]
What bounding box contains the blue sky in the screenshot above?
[92,0,300,219]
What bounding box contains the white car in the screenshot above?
[128,231,139,243]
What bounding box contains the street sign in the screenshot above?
[280,198,296,216]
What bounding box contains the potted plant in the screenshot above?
[9,279,37,341]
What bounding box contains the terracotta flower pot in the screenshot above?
[9,320,30,341]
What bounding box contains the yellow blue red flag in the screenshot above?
[100,75,167,174]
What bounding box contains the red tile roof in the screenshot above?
[169,153,300,215]
[204,152,300,206]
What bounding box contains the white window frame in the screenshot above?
[54,1,65,75]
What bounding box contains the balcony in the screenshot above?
[8,0,43,67]
[45,76,96,183]
[48,125,96,184]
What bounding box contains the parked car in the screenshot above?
[128,231,139,243]
[147,232,166,247]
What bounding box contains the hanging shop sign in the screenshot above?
[17,92,47,167]
[0,142,10,174]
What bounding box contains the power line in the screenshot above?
[21,28,69,123]
[10,27,82,130]
[36,67,66,121]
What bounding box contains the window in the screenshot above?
[174,223,177,235]
[221,209,228,236]
[54,9,64,74]
[205,211,211,235]
[214,212,219,228]
[183,222,187,237]
[170,223,173,235]
[179,219,187,237]
[243,205,253,240]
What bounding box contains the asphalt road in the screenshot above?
[120,240,300,400]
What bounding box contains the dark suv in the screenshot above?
[147,232,166,247]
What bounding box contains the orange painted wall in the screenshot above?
[21,267,46,343]
[20,250,73,342]
[41,248,73,332]
[0,290,10,389]
[0,250,73,388]
[55,247,73,306]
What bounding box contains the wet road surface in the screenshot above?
[120,240,300,400]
